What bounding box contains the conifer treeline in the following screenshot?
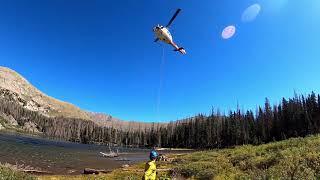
[0,99,127,145]
[156,92,320,148]
[1,92,320,149]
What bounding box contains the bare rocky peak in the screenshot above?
[0,66,90,120]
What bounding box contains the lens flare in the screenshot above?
[222,25,236,39]
[242,4,261,23]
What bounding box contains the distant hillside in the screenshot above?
[0,67,90,120]
[0,66,164,131]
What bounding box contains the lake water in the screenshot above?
[0,131,149,175]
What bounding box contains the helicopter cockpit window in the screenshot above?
[166,29,171,36]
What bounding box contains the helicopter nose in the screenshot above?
[153,26,160,32]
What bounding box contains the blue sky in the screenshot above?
[0,0,320,122]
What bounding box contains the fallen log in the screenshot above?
[100,151,119,158]
[83,168,112,175]
[23,170,52,174]
[83,168,100,175]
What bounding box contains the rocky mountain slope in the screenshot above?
[0,66,165,130]
[0,67,90,120]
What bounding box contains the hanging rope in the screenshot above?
[156,45,166,120]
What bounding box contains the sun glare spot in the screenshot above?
[241,4,261,23]
[222,25,236,39]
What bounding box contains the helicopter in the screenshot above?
[153,9,186,55]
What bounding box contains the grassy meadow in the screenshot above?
[174,135,320,179]
[1,134,319,180]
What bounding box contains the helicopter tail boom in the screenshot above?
[171,42,186,55]
[174,47,186,55]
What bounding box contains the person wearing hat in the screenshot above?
[143,149,158,180]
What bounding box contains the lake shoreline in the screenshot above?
[0,131,194,176]
[0,131,150,175]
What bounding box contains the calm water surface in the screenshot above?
[0,131,149,175]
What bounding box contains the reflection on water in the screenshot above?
[0,131,148,175]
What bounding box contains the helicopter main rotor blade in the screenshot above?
[166,9,181,28]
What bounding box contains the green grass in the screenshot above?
[174,135,320,179]
[39,162,172,180]
[0,165,36,180]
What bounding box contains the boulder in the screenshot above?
[23,121,40,133]
[6,115,18,126]
[0,123,4,130]
[121,164,130,168]
[0,113,18,126]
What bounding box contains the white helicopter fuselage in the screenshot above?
[154,27,173,44]
[153,26,186,54]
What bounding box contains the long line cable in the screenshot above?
[156,45,166,121]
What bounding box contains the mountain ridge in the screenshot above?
[0,66,91,120]
[0,66,166,130]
